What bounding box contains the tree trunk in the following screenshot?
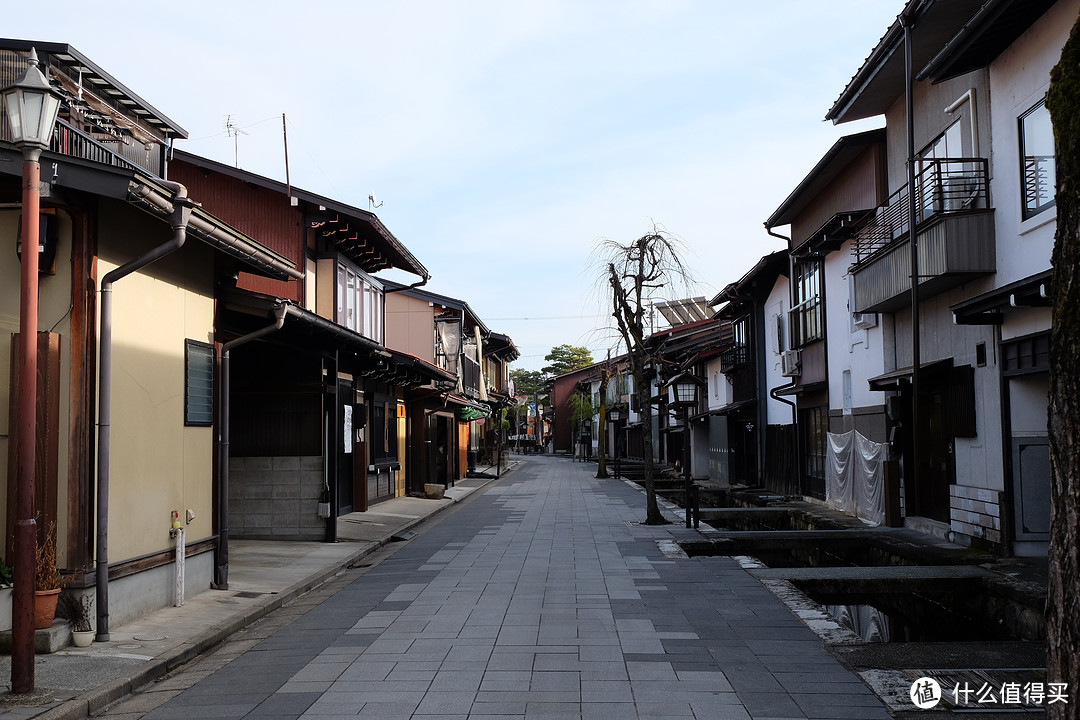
[596,369,609,478]
[1046,12,1080,718]
[633,361,665,525]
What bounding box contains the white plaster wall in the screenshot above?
[825,239,887,414]
[890,284,1002,492]
[762,274,792,424]
[1002,307,1053,343]
[987,0,1077,285]
[705,356,731,412]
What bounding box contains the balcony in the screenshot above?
[461,355,481,397]
[851,158,995,314]
[3,117,160,177]
[720,345,748,373]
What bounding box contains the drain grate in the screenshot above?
[233,591,264,599]
[625,521,641,527]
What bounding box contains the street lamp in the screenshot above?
[608,408,621,479]
[667,372,704,529]
[3,47,63,695]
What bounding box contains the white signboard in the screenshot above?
[343,405,353,453]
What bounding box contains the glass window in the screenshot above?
[185,339,214,426]
[790,261,823,347]
[334,259,384,342]
[801,405,827,494]
[1020,100,1055,220]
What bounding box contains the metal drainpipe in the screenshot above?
[96,180,195,641]
[770,381,799,494]
[764,223,798,491]
[216,303,289,590]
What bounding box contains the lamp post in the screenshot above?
[608,408,621,479]
[668,372,704,529]
[2,47,63,695]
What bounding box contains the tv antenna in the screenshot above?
[224,115,248,168]
[368,191,384,209]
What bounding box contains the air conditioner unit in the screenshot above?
[781,349,802,377]
[853,312,878,330]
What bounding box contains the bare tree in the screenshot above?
[596,228,693,525]
[595,361,611,479]
[1046,12,1080,717]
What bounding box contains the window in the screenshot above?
[369,395,398,465]
[801,405,828,496]
[790,261,823,347]
[335,259,384,342]
[1020,100,1055,220]
[185,339,214,426]
[722,316,750,371]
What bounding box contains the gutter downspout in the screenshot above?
[901,6,923,521]
[96,180,195,641]
[383,275,430,294]
[770,381,799,495]
[764,223,799,493]
[216,303,289,590]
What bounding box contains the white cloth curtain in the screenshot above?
[825,429,888,525]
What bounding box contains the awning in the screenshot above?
[701,398,756,417]
[950,270,1052,325]
[867,359,953,391]
[446,394,492,421]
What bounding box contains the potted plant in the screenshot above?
[34,521,61,629]
[59,591,94,647]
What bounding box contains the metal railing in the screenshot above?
[3,116,160,176]
[720,345,748,373]
[853,157,989,264]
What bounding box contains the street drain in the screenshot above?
[132,634,166,642]
[625,521,641,527]
[234,591,264,599]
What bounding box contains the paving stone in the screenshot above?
[108,457,895,720]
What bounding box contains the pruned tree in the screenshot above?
[1045,11,1080,716]
[542,344,594,377]
[596,228,694,525]
[595,362,611,478]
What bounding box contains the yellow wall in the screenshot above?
[0,208,74,566]
[385,293,436,363]
[95,204,215,565]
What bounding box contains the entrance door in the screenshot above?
[428,413,451,487]
[337,378,354,514]
[910,390,954,522]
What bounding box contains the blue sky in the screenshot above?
[8,1,897,371]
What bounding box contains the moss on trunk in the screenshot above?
[1045,8,1080,717]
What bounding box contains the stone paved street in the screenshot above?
[99,456,891,719]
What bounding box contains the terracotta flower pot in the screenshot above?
[33,588,61,630]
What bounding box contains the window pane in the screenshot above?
[185,339,214,426]
[1020,101,1055,219]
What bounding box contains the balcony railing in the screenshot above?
[3,116,160,177]
[853,158,989,264]
[850,157,995,314]
[461,355,481,396]
[720,345,748,373]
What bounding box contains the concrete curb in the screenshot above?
[34,469,511,720]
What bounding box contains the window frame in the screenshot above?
[790,260,823,348]
[334,257,384,343]
[1019,99,1055,221]
[184,339,215,427]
